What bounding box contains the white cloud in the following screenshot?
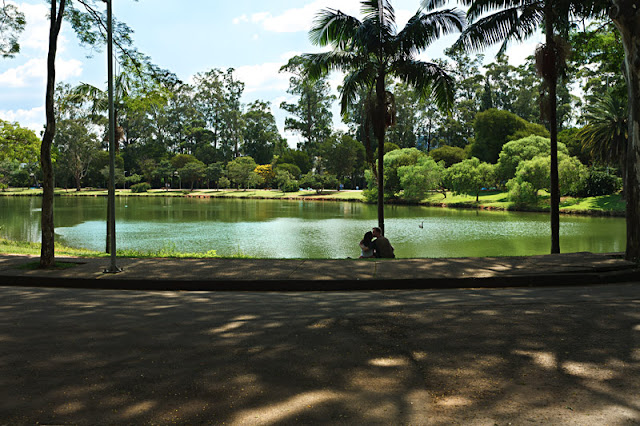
[234,62,290,95]
[232,14,248,25]
[13,2,49,53]
[247,1,361,33]
[0,105,45,133]
[0,58,83,88]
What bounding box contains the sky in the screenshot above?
[0,0,543,146]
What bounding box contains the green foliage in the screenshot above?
[206,162,225,188]
[507,154,587,204]
[242,100,280,164]
[279,56,335,157]
[0,3,25,58]
[0,120,41,164]
[218,177,231,189]
[226,156,257,189]
[577,90,628,169]
[275,163,301,179]
[397,156,443,202]
[274,169,299,192]
[276,150,312,175]
[575,169,623,197]
[471,109,549,164]
[299,172,338,194]
[429,145,466,167]
[442,157,495,201]
[131,182,151,193]
[559,128,590,165]
[320,133,366,184]
[54,118,100,190]
[506,179,538,206]
[178,160,206,190]
[382,148,428,198]
[559,156,587,196]
[171,154,197,170]
[497,135,568,181]
[513,156,549,193]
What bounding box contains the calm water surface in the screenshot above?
[0,196,626,258]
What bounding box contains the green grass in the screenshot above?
[559,194,625,215]
[0,238,106,257]
[0,238,249,259]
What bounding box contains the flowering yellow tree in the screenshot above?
[254,164,275,188]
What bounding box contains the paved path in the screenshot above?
[0,252,638,290]
[1,283,639,425]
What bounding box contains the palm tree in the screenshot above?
[69,72,132,147]
[578,91,628,172]
[451,0,606,254]
[304,0,465,235]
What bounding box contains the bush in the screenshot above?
[507,179,538,206]
[131,182,151,193]
[575,169,622,197]
[282,179,299,192]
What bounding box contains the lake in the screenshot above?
[0,196,626,258]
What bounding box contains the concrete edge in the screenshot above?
[2,268,639,292]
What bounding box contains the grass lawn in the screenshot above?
[0,238,235,259]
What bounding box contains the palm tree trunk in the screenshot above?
[40,0,65,268]
[545,7,560,254]
[375,74,386,235]
[610,0,640,262]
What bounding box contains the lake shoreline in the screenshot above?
[0,188,626,217]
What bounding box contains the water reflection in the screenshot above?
[0,196,626,259]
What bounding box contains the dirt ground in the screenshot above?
[0,283,639,425]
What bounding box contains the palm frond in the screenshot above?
[453,5,542,53]
[309,8,361,49]
[391,59,455,112]
[420,0,451,10]
[302,51,363,81]
[465,0,539,21]
[578,91,628,164]
[360,0,397,38]
[495,4,543,56]
[396,8,465,56]
[339,65,377,115]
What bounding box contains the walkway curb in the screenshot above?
[1,252,638,291]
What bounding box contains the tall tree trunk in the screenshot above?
[39,0,65,268]
[375,74,386,235]
[611,0,640,262]
[545,6,560,254]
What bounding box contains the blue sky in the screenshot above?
[0,0,542,146]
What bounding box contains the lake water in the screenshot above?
[0,196,626,258]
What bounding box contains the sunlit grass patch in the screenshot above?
[0,238,106,257]
[560,194,625,213]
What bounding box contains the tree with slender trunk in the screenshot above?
[40,1,66,268]
[609,0,640,262]
[452,0,606,254]
[40,0,137,268]
[304,0,464,235]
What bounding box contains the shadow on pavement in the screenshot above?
[0,286,638,424]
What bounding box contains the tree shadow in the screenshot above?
[0,287,638,424]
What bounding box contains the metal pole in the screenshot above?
[104,0,120,273]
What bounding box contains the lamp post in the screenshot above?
[103,0,120,273]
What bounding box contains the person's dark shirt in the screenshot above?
[372,236,394,258]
